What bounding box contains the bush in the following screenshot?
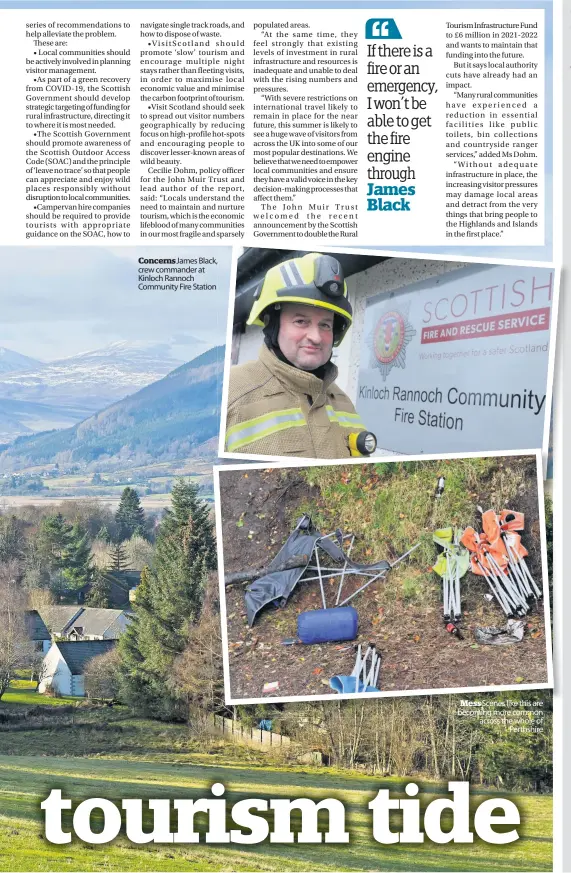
[84,648,122,700]
[124,534,155,571]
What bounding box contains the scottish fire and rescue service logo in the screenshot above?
[368,302,416,381]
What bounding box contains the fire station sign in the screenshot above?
[356,264,555,454]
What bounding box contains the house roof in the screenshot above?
[105,571,142,607]
[25,610,51,642]
[55,640,116,675]
[38,606,83,635]
[69,608,128,638]
[107,570,141,589]
[39,606,128,638]
[61,571,142,609]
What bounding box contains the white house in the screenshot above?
[38,640,116,697]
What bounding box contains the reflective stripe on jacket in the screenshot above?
[225,344,366,458]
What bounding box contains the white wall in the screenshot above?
[39,644,72,696]
[71,675,85,697]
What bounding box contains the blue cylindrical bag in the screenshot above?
[297,606,358,644]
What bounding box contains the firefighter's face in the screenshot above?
[278,304,334,370]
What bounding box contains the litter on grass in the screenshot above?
[242,514,418,627]
[473,620,526,645]
[262,681,279,694]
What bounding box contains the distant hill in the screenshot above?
[0,341,189,414]
[0,346,224,472]
[0,398,87,444]
[0,347,42,375]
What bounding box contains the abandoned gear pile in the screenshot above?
[244,514,395,627]
[461,508,541,617]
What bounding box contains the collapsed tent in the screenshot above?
[243,514,417,626]
[243,515,320,626]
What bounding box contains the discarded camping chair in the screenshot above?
[330,644,381,694]
[432,527,469,633]
[243,515,419,633]
[461,507,541,618]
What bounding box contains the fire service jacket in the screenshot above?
[225,344,367,459]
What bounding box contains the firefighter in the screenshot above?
[225,252,377,459]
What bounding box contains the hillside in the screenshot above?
[0,341,186,415]
[0,348,42,375]
[0,398,90,444]
[0,346,224,472]
[0,687,553,873]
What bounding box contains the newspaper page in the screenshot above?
[0,0,561,870]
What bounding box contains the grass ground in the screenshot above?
[0,755,552,872]
[0,690,552,871]
[2,681,77,706]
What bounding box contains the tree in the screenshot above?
[115,487,145,541]
[37,513,73,572]
[123,534,155,571]
[0,562,35,699]
[22,533,52,591]
[58,500,117,541]
[108,540,129,572]
[0,515,26,564]
[31,516,93,595]
[60,522,93,591]
[170,572,224,720]
[96,525,111,543]
[85,568,112,608]
[27,587,55,611]
[118,480,216,719]
[84,647,122,700]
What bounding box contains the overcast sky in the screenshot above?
[0,246,233,362]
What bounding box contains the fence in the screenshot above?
[210,713,292,749]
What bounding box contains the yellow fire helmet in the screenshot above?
[247,253,353,346]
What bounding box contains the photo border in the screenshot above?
[218,248,560,476]
[214,447,553,705]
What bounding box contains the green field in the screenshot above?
[2,681,78,706]
[0,756,552,871]
[0,460,212,508]
[0,687,552,871]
